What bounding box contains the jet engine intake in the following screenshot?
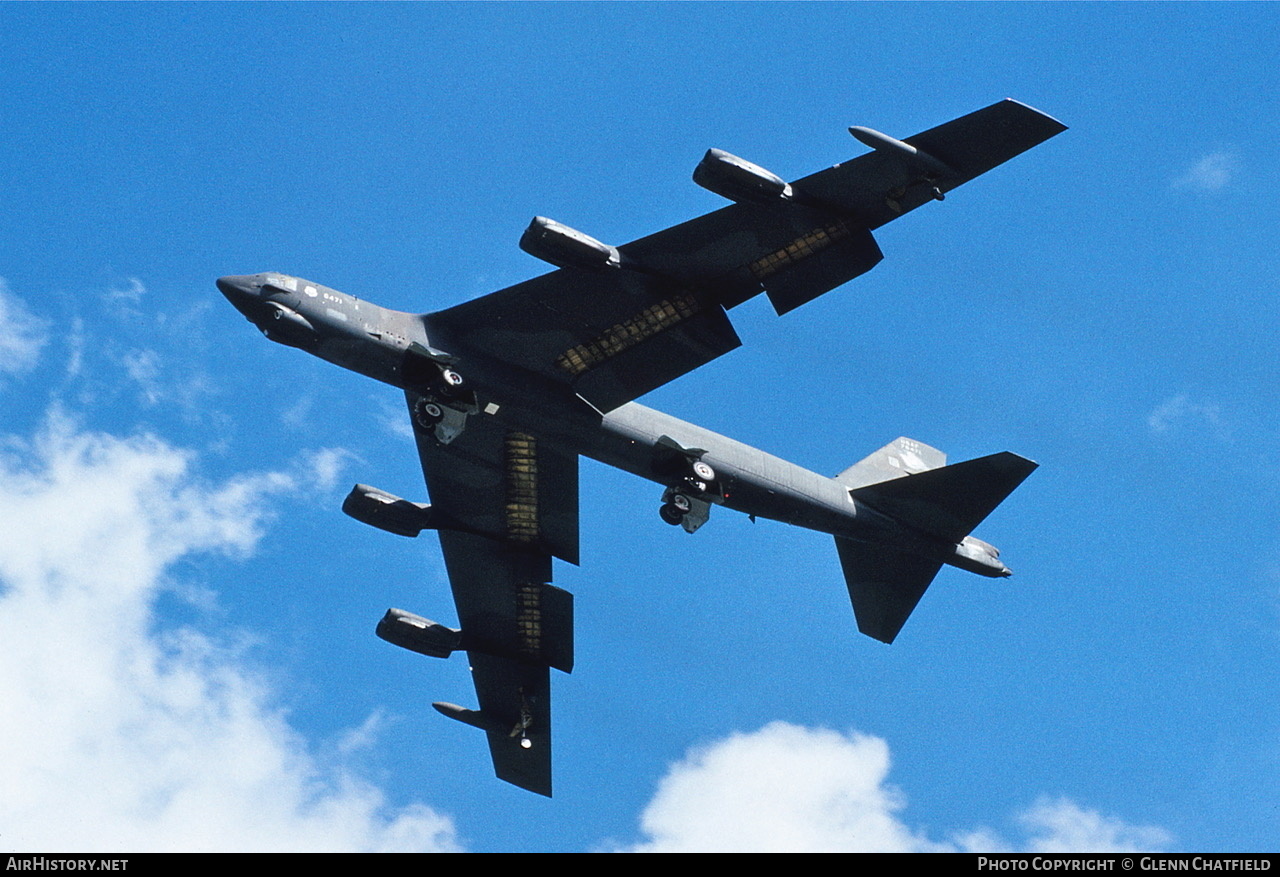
[693,149,793,204]
[342,484,435,537]
[519,216,622,270]
[377,608,462,658]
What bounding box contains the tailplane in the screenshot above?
[834,441,1036,643]
[848,450,1037,544]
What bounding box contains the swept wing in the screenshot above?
[429,99,1065,413]
[406,389,578,796]
[385,100,1064,793]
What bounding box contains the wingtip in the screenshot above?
[1002,98,1068,132]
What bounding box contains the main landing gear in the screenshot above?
[659,459,719,534]
[412,367,477,445]
[659,493,691,525]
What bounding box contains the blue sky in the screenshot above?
[1,3,1276,852]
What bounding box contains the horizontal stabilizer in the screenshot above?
[837,448,1037,643]
[835,537,944,644]
[848,451,1037,543]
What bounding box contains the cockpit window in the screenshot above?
[263,274,299,293]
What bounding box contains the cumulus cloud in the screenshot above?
[1173,152,1238,193]
[621,723,940,852]
[1019,797,1173,853]
[0,277,48,376]
[620,722,1169,853]
[0,414,459,852]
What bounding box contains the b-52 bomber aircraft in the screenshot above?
[219,99,1065,796]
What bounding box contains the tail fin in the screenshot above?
[835,436,947,490]
[835,448,1037,644]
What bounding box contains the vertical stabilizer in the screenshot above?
[835,448,1036,643]
[835,437,946,490]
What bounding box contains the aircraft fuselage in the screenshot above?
[217,272,1006,578]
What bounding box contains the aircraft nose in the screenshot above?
[216,275,259,302]
[218,275,272,324]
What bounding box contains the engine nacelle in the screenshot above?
[693,149,793,204]
[376,608,462,659]
[342,484,434,537]
[433,702,504,733]
[519,216,621,270]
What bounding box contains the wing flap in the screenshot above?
[410,391,580,565]
[566,296,741,412]
[759,223,884,315]
[431,269,742,414]
[437,532,573,673]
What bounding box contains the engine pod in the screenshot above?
[376,608,462,658]
[519,216,621,270]
[342,484,435,537]
[693,148,793,204]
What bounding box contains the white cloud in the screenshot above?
[1173,152,1238,192]
[122,347,163,405]
[1147,394,1224,436]
[1019,797,1173,854]
[620,722,1169,853]
[0,277,48,376]
[107,276,147,304]
[281,393,316,428]
[303,447,356,493]
[621,722,940,852]
[0,413,459,852]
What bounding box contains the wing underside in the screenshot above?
[408,391,577,796]
[391,100,1065,793]
[428,99,1065,413]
